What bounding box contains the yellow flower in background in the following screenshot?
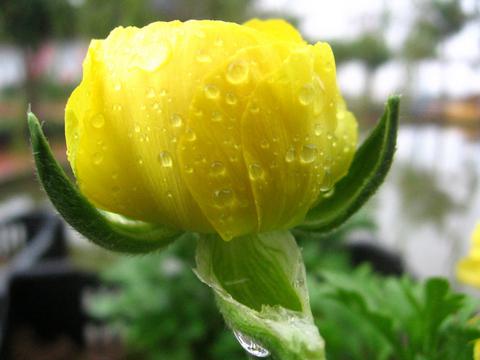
[65,19,357,240]
[457,223,480,287]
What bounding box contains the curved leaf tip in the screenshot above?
[300,95,400,232]
[28,111,182,253]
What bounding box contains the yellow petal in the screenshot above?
[457,223,480,287]
[244,18,305,44]
[241,45,343,231]
[178,42,293,240]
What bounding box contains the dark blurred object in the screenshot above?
[0,209,124,359]
[0,0,75,47]
[346,242,404,276]
[0,261,98,360]
[0,210,66,300]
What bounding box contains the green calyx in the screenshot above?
[28,112,182,253]
[196,231,325,360]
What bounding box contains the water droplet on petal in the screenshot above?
[300,144,317,164]
[226,60,249,85]
[114,82,122,91]
[210,161,225,176]
[298,84,314,106]
[285,147,296,163]
[204,84,220,99]
[314,123,323,136]
[260,140,269,149]
[185,128,196,142]
[92,152,103,165]
[233,330,270,358]
[214,38,224,47]
[158,151,173,167]
[211,111,222,122]
[322,187,335,198]
[136,43,170,71]
[196,53,211,63]
[147,88,156,98]
[91,114,105,129]
[225,92,237,105]
[170,113,183,127]
[213,188,234,207]
[250,102,259,114]
[248,163,263,180]
[134,125,141,133]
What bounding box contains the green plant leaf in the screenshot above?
[299,95,400,231]
[28,112,182,253]
[195,231,325,360]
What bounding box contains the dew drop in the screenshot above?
[92,152,103,165]
[323,187,335,198]
[204,84,220,99]
[210,161,225,176]
[249,102,259,114]
[112,104,122,111]
[159,89,168,97]
[233,330,270,358]
[184,165,194,174]
[158,151,173,168]
[114,82,122,91]
[213,188,234,207]
[248,163,263,180]
[300,144,317,164]
[196,53,211,63]
[170,113,183,128]
[214,37,224,47]
[138,158,144,165]
[136,43,170,71]
[211,111,222,122]
[260,140,269,149]
[285,147,296,163]
[185,128,196,142]
[134,125,141,133]
[298,84,314,106]
[337,110,345,120]
[226,60,249,85]
[91,113,105,129]
[225,92,237,105]
[152,102,161,112]
[146,88,156,98]
[314,123,323,136]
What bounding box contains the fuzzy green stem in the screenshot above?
[195,230,325,360]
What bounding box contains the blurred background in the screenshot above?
[0,0,479,359]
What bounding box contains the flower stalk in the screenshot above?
[195,231,325,359]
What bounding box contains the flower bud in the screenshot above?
[457,223,480,287]
[65,19,357,240]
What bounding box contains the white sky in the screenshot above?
[255,0,480,100]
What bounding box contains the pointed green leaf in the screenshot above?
[300,95,400,231]
[28,112,182,253]
[195,231,325,360]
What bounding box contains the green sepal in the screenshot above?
[300,95,400,231]
[28,112,182,253]
[195,231,325,360]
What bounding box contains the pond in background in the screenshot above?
[373,124,480,285]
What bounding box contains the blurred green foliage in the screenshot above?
[330,33,390,70]
[88,215,480,359]
[402,0,467,61]
[0,0,75,47]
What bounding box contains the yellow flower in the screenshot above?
[457,223,480,287]
[65,19,357,240]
